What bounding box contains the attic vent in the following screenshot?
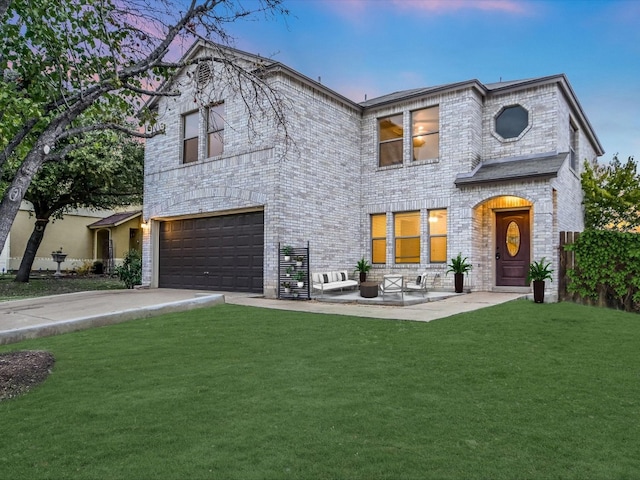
[196,62,211,86]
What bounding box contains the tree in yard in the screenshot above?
[0,0,289,256]
[6,132,143,282]
[581,155,640,232]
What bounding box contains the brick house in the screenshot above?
[142,41,603,300]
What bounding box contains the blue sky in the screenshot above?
[224,0,639,163]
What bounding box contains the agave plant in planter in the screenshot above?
[527,257,553,303]
[446,253,472,293]
[355,257,372,283]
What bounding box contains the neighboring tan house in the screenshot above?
[142,41,603,300]
[0,202,141,274]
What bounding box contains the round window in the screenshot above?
[495,105,528,139]
[506,221,520,257]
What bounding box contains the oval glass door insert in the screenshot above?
[506,221,521,257]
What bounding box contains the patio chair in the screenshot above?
[405,272,428,297]
[379,274,404,301]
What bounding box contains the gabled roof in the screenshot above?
[359,74,603,155]
[88,211,142,229]
[359,80,485,108]
[148,41,603,155]
[454,152,569,187]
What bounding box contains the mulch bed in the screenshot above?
[0,350,55,402]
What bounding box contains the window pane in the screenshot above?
[208,104,224,131]
[395,211,420,263]
[413,133,439,161]
[372,239,386,264]
[495,105,528,139]
[412,107,439,161]
[208,132,223,157]
[430,237,447,263]
[184,112,198,139]
[371,214,386,237]
[429,210,447,235]
[379,140,403,167]
[396,238,420,263]
[379,114,403,141]
[183,137,198,163]
[429,209,447,263]
[371,214,386,264]
[412,107,438,135]
[395,212,419,236]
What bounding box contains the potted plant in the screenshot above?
[285,266,294,277]
[294,270,305,288]
[282,281,291,294]
[355,257,371,283]
[294,255,304,267]
[282,245,293,261]
[446,253,472,293]
[527,257,553,303]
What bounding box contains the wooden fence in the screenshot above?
[558,231,580,302]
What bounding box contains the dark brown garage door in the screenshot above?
[159,211,264,293]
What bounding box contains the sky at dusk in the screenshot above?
[222,0,639,163]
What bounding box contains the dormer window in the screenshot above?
[495,104,529,140]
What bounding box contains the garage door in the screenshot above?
[159,211,264,293]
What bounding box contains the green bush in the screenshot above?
[566,229,640,312]
[114,250,142,289]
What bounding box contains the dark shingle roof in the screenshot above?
[88,211,142,229]
[455,152,569,187]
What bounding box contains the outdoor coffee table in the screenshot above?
[359,281,379,298]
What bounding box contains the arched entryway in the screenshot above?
[473,196,533,290]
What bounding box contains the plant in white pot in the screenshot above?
[282,245,293,262]
[527,257,553,303]
[446,253,472,293]
[282,281,291,294]
[294,270,305,288]
[294,255,304,267]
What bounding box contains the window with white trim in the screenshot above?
[394,211,420,263]
[182,111,199,163]
[371,214,387,264]
[412,106,439,161]
[428,209,447,263]
[207,102,225,158]
[378,114,403,167]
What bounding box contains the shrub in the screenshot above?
[92,261,104,275]
[114,250,142,289]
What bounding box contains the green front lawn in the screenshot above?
[1,301,639,479]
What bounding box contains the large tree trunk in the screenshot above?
[14,218,50,283]
[0,147,49,257]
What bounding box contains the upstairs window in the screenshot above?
[570,122,578,171]
[394,211,420,263]
[378,114,403,167]
[371,214,387,264]
[207,103,225,158]
[412,106,439,161]
[182,111,199,163]
[495,105,529,140]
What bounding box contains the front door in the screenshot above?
[496,210,530,286]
